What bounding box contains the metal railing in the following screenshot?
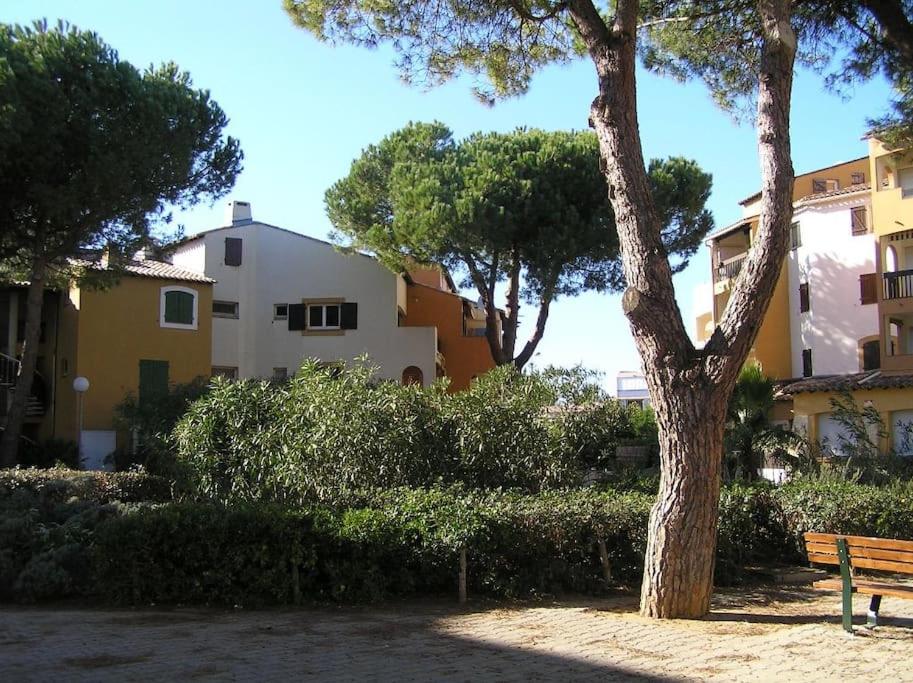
[716,254,747,282]
[883,269,913,300]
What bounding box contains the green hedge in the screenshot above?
[0,467,173,505]
[3,478,913,606]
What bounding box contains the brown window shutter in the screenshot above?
[288,304,306,331]
[340,302,358,330]
[860,273,877,305]
[799,283,810,313]
[225,237,242,266]
[851,206,868,235]
[802,349,813,378]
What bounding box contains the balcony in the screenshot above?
[883,269,913,300]
[715,254,747,283]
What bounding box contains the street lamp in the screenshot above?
[73,377,89,469]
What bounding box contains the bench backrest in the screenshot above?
[804,532,913,575]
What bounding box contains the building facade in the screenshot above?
[170,202,445,385]
[696,143,913,457]
[696,157,879,379]
[1,257,214,468]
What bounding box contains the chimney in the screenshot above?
[226,200,252,226]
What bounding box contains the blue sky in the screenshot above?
[4,1,895,390]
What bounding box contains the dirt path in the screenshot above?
[2,586,911,681]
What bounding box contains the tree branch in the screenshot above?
[710,0,796,384]
[513,276,557,369]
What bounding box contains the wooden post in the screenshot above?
[292,561,301,606]
[459,547,467,604]
[597,539,612,585]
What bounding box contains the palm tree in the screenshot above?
[723,363,794,482]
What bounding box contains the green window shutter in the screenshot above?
[139,360,169,406]
[164,290,194,325]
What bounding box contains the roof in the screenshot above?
[74,258,215,283]
[794,183,870,205]
[737,156,868,206]
[170,220,364,253]
[776,371,913,396]
[708,183,871,243]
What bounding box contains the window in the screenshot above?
[812,178,838,194]
[899,167,913,198]
[273,303,288,320]
[799,282,810,313]
[139,360,169,406]
[893,410,913,456]
[272,367,288,381]
[160,286,198,330]
[789,222,802,250]
[288,302,357,332]
[851,172,865,185]
[851,206,868,235]
[212,366,238,380]
[212,301,239,319]
[224,237,242,266]
[802,348,813,377]
[860,273,878,305]
[862,340,880,371]
[308,303,340,330]
[402,366,424,386]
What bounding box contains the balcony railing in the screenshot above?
[884,269,913,300]
[716,254,747,283]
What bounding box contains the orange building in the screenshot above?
[401,268,495,391]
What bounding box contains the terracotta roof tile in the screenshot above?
[777,371,913,396]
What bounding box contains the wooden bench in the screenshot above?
[804,532,913,633]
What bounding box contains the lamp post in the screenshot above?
[73,376,89,469]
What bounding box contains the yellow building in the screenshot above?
[1,255,213,468]
[696,157,873,381]
[697,139,913,456]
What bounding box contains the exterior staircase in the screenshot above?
[0,352,45,427]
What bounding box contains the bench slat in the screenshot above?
[846,547,913,564]
[807,552,841,566]
[813,577,913,600]
[808,542,913,566]
[804,532,913,553]
[844,556,913,575]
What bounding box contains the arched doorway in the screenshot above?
[402,366,423,386]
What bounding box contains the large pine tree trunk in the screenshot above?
[568,0,796,618]
[0,259,46,468]
[640,386,728,617]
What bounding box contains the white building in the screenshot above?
[616,371,651,408]
[694,158,880,380]
[170,202,438,383]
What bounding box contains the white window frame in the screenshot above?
[307,303,341,330]
[212,300,239,319]
[273,303,289,320]
[160,286,198,330]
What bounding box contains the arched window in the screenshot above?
[160,286,198,330]
[886,245,898,273]
[402,366,423,386]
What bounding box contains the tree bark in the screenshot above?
[0,257,47,468]
[567,0,796,618]
[501,247,522,362]
[513,278,557,369]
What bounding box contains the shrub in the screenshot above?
[113,377,211,475]
[18,438,79,469]
[0,467,173,505]
[174,361,582,503]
